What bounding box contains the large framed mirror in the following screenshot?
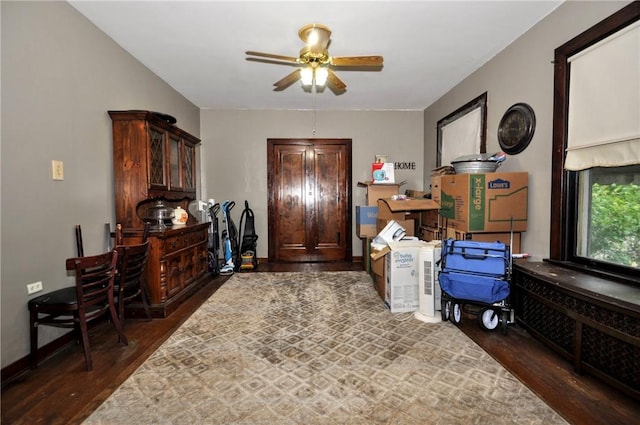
[436,92,487,167]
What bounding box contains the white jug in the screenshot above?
[172,206,188,225]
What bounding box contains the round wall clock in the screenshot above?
[497,103,536,155]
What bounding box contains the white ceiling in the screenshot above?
[69,1,563,111]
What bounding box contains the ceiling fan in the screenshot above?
[245,23,383,94]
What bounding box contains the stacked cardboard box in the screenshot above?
[371,239,434,313]
[377,197,440,237]
[439,172,528,232]
[356,181,406,239]
[430,175,443,204]
[419,226,441,242]
[356,206,378,238]
[422,172,528,253]
[357,181,406,206]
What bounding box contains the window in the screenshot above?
[550,3,639,283]
[576,165,640,269]
[436,92,487,167]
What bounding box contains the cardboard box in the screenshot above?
[405,189,427,198]
[419,226,441,242]
[362,237,372,274]
[370,252,386,301]
[384,240,431,313]
[358,181,406,206]
[377,198,439,236]
[448,228,522,254]
[430,176,442,204]
[377,198,439,220]
[376,219,415,237]
[420,209,440,228]
[440,172,528,232]
[356,206,378,238]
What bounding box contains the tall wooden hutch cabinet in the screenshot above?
[109,110,209,317]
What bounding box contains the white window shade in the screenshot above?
[566,21,640,171]
[441,106,482,166]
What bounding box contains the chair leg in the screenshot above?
[139,282,152,321]
[108,292,128,346]
[75,225,84,257]
[118,286,126,329]
[29,311,39,369]
[76,313,93,371]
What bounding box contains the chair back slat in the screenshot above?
[116,242,150,290]
[66,250,118,310]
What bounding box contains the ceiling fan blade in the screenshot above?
[246,51,298,63]
[246,57,299,67]
[273,69,301,91]
[326,69,346,94]
[331,55,384,67]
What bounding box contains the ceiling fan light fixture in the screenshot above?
[300,67,314,86]
[315,67,329,86]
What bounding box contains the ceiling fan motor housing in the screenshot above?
[298,23,331,52]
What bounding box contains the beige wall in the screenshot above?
[1,1,200,367]
[423,0,631,261]
[199,109,425,259]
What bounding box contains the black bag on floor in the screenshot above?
[236,200,259,271]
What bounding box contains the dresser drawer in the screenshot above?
[162,233,185,254]
[161,226,205,254]
[185,227,207,246]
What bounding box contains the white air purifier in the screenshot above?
[415,242,442,323]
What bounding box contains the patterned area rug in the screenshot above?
[84,272,567,424]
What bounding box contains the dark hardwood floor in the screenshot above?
[2,262,638,425]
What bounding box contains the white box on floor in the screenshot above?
[385,240,430,313]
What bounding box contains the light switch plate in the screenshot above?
[52,160,64,180]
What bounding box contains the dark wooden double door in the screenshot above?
[268,139,352,262]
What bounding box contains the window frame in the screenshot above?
[550,2,639,284]
[436,92,487,167]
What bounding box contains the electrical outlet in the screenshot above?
[52,160,64,180]
[27,281,43,295]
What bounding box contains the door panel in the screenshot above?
[311,144,347,261]
[268,139,352,262]
[276,145,308,259]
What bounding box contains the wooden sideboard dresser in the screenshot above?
[109,110,210,317]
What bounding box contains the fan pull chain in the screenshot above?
[312,83,317,136]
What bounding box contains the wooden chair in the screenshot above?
[28,250,127,371]
[114,238,152,324]
[77,223,152,324]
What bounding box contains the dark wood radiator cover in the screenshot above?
[512,262,640,400]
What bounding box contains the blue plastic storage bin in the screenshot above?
[439,271,510,304]
[442,239,508,277]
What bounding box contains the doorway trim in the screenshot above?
[267,138,352,263]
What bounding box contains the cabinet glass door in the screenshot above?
[149,126,167,189]
[183,143,195,190]
[169,136,182,190]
